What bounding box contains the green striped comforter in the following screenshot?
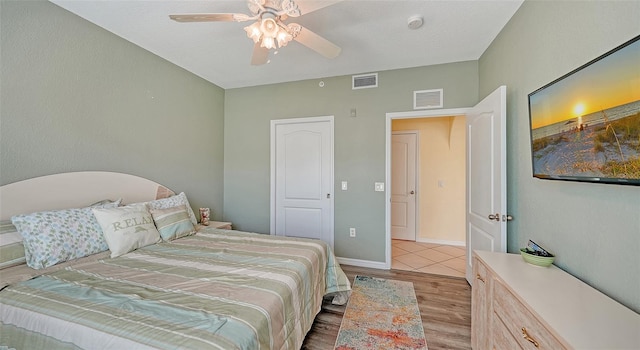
[0,228,351,350]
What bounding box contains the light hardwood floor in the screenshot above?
[301,264,472,350]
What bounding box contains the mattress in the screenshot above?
[0,227,351,350]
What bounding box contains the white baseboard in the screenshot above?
[416,237,465,246]
[336,257,388,270]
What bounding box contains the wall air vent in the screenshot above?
[352,73,378,90]
[414,89,443,109]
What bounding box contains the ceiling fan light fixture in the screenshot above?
[260,17,279,37]
[247,14,295,50]
[276,30,293,47]
[244,22,262,43]
[261,36,276,49]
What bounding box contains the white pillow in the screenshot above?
[92,204,161,258]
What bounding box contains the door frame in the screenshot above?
[385,108,470,269]
[391,130,419,241]
[270,115,335,247]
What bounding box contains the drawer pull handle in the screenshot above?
[521,327,539,348]
[476,274,485,283]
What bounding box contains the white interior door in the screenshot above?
[466,86,508,284]
[271,116,334,248]
[391,132,417,241]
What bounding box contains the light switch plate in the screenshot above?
[374,182,384,191]
[341,181,348,190]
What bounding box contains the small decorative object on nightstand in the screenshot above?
[208,221,232,230]
[199,208,210,225]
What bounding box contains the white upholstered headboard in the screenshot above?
[0,171,174,220]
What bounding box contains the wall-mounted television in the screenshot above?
[528,35,640,186]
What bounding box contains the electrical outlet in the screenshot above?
[349,228,356,237]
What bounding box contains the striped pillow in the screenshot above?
[146,192,198,225]
[149,205,196,241]
[0,220,26,269]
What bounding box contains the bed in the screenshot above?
[0,172,351,350]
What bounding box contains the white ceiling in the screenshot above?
[50,0,523,89]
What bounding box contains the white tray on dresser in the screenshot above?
[472,250,640,349]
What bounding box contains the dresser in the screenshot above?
[472,251,640,349]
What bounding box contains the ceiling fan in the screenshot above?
[169,0,342,65]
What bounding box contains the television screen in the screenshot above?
[528,35,640,186]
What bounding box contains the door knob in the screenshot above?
[488,213,500,221]
[410,190,415,194]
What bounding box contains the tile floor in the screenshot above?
[391,239,467,278]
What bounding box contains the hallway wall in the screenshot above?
[392,117,466,243]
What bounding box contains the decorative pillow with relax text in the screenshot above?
[149,204,196,242]
[92,204,161,258]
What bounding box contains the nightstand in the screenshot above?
[206,221,232,230]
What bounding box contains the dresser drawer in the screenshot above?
[492,312,523,350]
[472,257,491,350]
[475,256,488,281]
[493,280,566,350]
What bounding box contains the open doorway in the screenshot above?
[386,86,508,284]
[390,116,467,277]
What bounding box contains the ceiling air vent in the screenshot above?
[352,73,378,90]
[414,89,443,109]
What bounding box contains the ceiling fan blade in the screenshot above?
[251,43,269,65]
[169,13,253,22]
[287,0,343,17]
[292,24,341,59]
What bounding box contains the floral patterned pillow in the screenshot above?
[146,192,198,225]
[11,201,120,269]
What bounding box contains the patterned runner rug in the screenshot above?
[334,275,427,349]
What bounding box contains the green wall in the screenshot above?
[479,0,640,312]
[224,62,478,261]
[0,1,226,219]
[4,0,636,313]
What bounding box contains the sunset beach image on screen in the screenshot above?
[528,35,640,185]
